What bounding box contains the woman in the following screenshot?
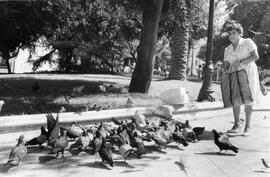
[223,22,261,136]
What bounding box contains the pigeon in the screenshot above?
[172,125,188,147]
[51,129,69,158]
[130,131,145,157]
[192,126,205,140]
[73,131,93,150]
[47,112,60,147]
[131,110,146,131]
[93,131,103,154]
[4,135,27,167]
[149,130,168,148]
[193,127,205,137]
[182,127,197,142]
[98,85,107,93]
[25,126,49,148]
[172,132,188,147]
[212,129,238,153]
[97,122,108,139]
[95,105,103,112]
[32,82,41,93]
[63,122,85,140]
[111,117,123,125]
[98,138,114,167]
[71,85,85,96]
[126,97,135,107]
[261,158,270,168]
[114,135,137,161]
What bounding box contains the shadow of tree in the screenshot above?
[77,161,112,170]
[145,145,167,154]
[194,152,236,156]
[27,146,51,154]
[113,161,135,168]
[0,78,123,116]
[121,169,144,173]
[39,155,57,164]
[165,144,185,151]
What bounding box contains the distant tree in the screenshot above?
[0,1,59,73]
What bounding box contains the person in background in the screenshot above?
[198,65,202,79]
[222,21,261,136]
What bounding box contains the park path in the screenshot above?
[0,109,269,177]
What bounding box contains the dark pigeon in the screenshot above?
[47,113,60,147]
[51,129,69,158]
[25,126,49,148]
[212,129,238,153]
[98,138,114,167]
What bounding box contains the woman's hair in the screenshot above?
[225,21,243,36]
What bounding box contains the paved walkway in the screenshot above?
[0,110,270,177]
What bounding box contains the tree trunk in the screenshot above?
[3,52,12,74]
[129,0,164,93]
[5,57,11,74]
[169,23,189,80]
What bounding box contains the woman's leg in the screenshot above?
[228,105,241,133]
[244,104,252,133]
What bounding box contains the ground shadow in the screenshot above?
[0,163,14,173]
[77,161,112,170]
[253,170,270,174]
[0,78,124,116]
[140,155,161,160]
[145,145,167,154]
[174,161,188,175]
[187,77,203,83]
[69,148,93,156]
[38,155,57,164]
[27,146,51,154]
[114,161,135,168]
[195,152,236,156]
[165,144,185,151]
[121,169,143,173]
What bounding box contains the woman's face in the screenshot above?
[228,29,240,44]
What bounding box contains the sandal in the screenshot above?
[227,124,241,133]
[243,127,251,137]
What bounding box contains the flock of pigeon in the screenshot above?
[3,106,246,170]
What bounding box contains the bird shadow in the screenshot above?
[174,161,188,175]
[38,155,57,164]
[121,169,143,173]
[194,152,236,156]
[0,163,14,173]
[140,155,160,160]
[114,161,135,168]
[77,161,112,170]
[145,146,167,154]
[253,170,270,174]
[165,144,185,151]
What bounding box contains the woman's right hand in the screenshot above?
[222,61,230,73]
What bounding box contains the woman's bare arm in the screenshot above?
[240,50,259,65]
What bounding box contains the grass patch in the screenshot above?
[0,77,162,116]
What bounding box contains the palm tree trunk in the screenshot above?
[129,0,164,93]
[169,24,189,80]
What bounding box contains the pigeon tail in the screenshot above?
[25,138,39,146]
[230,146,239,153]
